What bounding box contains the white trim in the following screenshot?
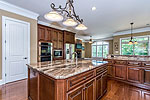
[38,20,74,32]
[2,16,30,85]
[0,1,39,20]
[113,27,150,36]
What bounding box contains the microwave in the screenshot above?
[54,50,63,57]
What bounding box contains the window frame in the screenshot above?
[92,41,109,58]
[120,35,150,55]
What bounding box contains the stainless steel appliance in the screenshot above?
[65,44,75,59]
[38,42,52,62]
[54,50,63,58]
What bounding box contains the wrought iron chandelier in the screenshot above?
[44,0,87,30]
[129,23,137,45]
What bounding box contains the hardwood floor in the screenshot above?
[101,80,150,100]
[0,79,149,100]
[0,79,27,100]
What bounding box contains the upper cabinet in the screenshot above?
[52,30,64,50]
[38,25,52,42]
[64,31,75,44]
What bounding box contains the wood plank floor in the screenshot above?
[0,79,150,100]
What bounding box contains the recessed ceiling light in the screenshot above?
[92,7,96,11]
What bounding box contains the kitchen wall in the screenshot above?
[84,42,92,58]
[82,42,85,58]
[0,9,37,79]
[113,31,150,55]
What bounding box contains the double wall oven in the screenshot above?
[38,42,52,62]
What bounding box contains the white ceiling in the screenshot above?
[3,0,150,40]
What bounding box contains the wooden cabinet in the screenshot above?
[107,65,113,76]
[67,86,84,100]
[38,25,52,42]
[64,31,75,44]
[127,66,142,83]
[142,91,150,100]
[38,25,46,41]
[96,71,107,100]
[143,68,150,84]
[84,80,95,100]
[114,65,126,80]
[52,30,63,49]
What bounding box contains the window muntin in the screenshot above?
[92,42,109,58]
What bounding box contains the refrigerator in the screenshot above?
[65,44,75,59]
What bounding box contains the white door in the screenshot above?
[5,18,29,83]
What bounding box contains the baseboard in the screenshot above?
[0,79,4,85]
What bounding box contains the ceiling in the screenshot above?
[3,0,150,40]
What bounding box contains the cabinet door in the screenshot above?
[38,26,45,41]
[67,86,84,100]
[96,75,102,100]
[53,40,58,49]
[107,65,113,76]
[58,41,63,49]
[127,67,142,83]
[115,65,126,80]
[85,80,95,100]
[70,34,75,44]
[144,69,150,84]
[58,32,63,42]
[102,71,107,95]
[52,30,58,41]
[65,32,71,43]
[45,28,52,42]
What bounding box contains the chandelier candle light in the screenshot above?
[45,0,87,30]
[128,23,137,45]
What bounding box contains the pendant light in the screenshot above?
[44,0,87,30]
[128,23,137,45]
[89,36,93,43]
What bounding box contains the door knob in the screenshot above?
[23,57,28,59]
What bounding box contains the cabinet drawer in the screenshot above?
[142,62,150,67]
[96,66,107,76]
[114,60,126,65]
[127,61,142,66]
[67,70,95,91]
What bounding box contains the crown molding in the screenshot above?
[113,27,150,36]
[0,1,39,20]
[38,20,74,32]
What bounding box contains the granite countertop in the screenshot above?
[104,57,150,62]
[27,60,107,79]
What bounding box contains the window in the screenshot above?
[121,36,149,55]
[92,42,109,58]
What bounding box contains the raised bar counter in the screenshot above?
[27,59,108,100]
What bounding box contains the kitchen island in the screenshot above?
[27,60,108,100]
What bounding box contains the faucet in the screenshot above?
[71,52,78,65]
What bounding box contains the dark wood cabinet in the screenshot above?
[67,86,84,100]
[143,69,150,84]
[104,58,150,90]
[96,71,107,100]
[127,66,142,83]
[85,80,95,100]
[38,25,46,41]
[52,30,63,50]
[114,65,126,80]
[38,25,52,42]
[64,31,75,44]
[107,65,113,76]
[102,71,107,95]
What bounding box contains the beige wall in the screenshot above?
[84,42,92,58]
[0,9,37,79]
[113,31,150,55]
